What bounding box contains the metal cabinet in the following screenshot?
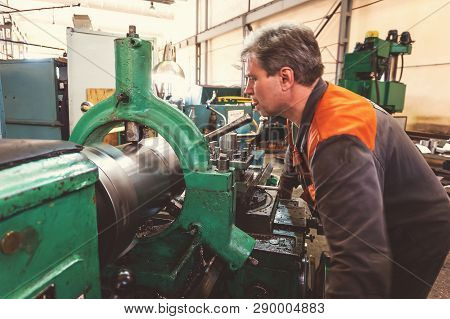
[0,58,69,140]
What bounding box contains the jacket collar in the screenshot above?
[297,78,328,153]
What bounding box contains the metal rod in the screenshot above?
[204,114,252,141]
[256,185,279,191]
[251,162,273,187]
[204,0,209,84]
[0,39,65,51]
[315,2,341,38]
[0,3,80,14]
[391,55,399,81]
[237,118,266,138]
[195,0,200,85]
[206,105,226,125]
[5,119,63,127]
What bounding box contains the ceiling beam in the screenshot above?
[196,0,310,43]
[30,0,174,19]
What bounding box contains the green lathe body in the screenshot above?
[0,149,100,298]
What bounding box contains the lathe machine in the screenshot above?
[0,27,325,299]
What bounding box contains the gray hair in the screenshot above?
[241,24,324,86]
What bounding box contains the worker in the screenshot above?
[241,23,450,298]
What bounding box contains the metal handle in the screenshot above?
[204,114,252,141]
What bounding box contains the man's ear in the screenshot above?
[279,67,295,91]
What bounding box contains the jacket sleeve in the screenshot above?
[310,135,391,298]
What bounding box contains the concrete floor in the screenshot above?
[265,154,449,298]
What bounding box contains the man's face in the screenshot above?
[244,56,285,117]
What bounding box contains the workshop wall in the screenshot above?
[194,0,449,133]
[208,28,243,86]
[175,45,196,87]
[171,0,197,42]
[208,0,247,26]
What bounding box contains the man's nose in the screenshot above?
[244,82,253,95]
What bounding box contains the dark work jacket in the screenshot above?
[283,79,450,298]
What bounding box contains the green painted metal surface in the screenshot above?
[340,52,372,81]
[391,42,412,54]
[371,37,391,58]
[338,79,406,113]
[221,232,304,298]
[70,34,255,274]
[368,81,406,113]
[0,153,97,219]
[105,229,202,296]
[339,33,412,113]
[0,154,101,298]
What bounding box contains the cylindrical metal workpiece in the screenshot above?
[82,137,185,265]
